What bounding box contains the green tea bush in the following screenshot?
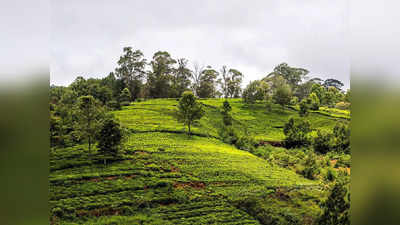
[335,101,350,110]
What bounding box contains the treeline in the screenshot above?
[242,63,350,113]
[50,46,349,148]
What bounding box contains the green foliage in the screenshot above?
[242,80,265,104]
[176,91,205,134]
[283,118,311,148]
[318,181,350,225]
[221,100,233,126]
[218,66,243,98]
[313,129,335,154]
[114,47,147,100]
[308,92,320,110]
[74,95,105,154]
[147,51,177,98]
[333,123,350,153]
[197,66,219,98]
[335,101,350,110]
[119,88,131,102]
[106,100,121,110]
[290,96,298,105]
[272,76,292,109]
[267,62,309,88]
[299,99,309,117]
[301,151,320,180]
[97,117,125,164]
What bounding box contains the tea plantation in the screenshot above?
[50,98,349,224]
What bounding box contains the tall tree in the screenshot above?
[176,91,204,135]
[171,58,192,98]
[190,62,205,97]
[75,95,104,155]
[272,76,292,109]
[323,78,344,90]
[218,66,243,98]
[266,63,309,88]
[197,66,218,98]
[318,181,350,225]
[115,47,147,101]
[147,51,177,98]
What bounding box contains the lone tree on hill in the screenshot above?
[75,95,104,155]
[97,117,125,165]
[176,91,204,135]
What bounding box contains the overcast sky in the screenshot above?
[50,0,349,89]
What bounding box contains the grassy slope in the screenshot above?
[50,98,348,224]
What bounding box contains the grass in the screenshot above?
[50,98,350,224]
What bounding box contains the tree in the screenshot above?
[97,117,125,165]
[313,129,335,154]
[333,123,350,154]
[310,83,325,105]
[190,62,205,97]
[272,76,292,110]
[299,99,309,117]
[323,78,344,90]
[308,92,320,110]
[75,95,104,155]
[115,47,147,101]
[170,58,192,98]
[283,117,311,148]
[147,51,177,98]
[197,66,218,98]
[218,66,243,98]
[266,63,309,88]
[221,100,233,126]
[242,80,264,104]
[176,91,204,135]
[119,88,131,103]
[344,89,351,103]
[318,181,350,225]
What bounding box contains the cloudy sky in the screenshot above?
[51,0,349,89]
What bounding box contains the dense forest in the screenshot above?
[50,46,350,225]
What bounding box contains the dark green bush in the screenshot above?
[283,118,312,148]
[107,100,121,110]
[120,101,131,106]
[313,129,335,154]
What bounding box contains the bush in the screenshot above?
[283,118,312,148]
[120,101,131,106]
[335,101,350,110]
[313,129,335,154]
[325,168,337,181]
[218,125,239,145]
[333,123,350,153]
[308,92,320,110]
[299,99,308,117]
[106,100,121,110]
[301,151,320,180]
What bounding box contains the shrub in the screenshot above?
[325,168,337,181]
[106,100,121,110]
[299,99,309,117]
[283,118,312,148]
[333,123,350,153]
[308,92,320,110]
[290,96,298,105]
[120,101,131,106]
[218,125,239,145]
[313,129,335,154]
[221,100,233,126]
[335,101,350,110]
[301,151,320,180]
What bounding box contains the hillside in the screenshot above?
[50,98,349,224]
